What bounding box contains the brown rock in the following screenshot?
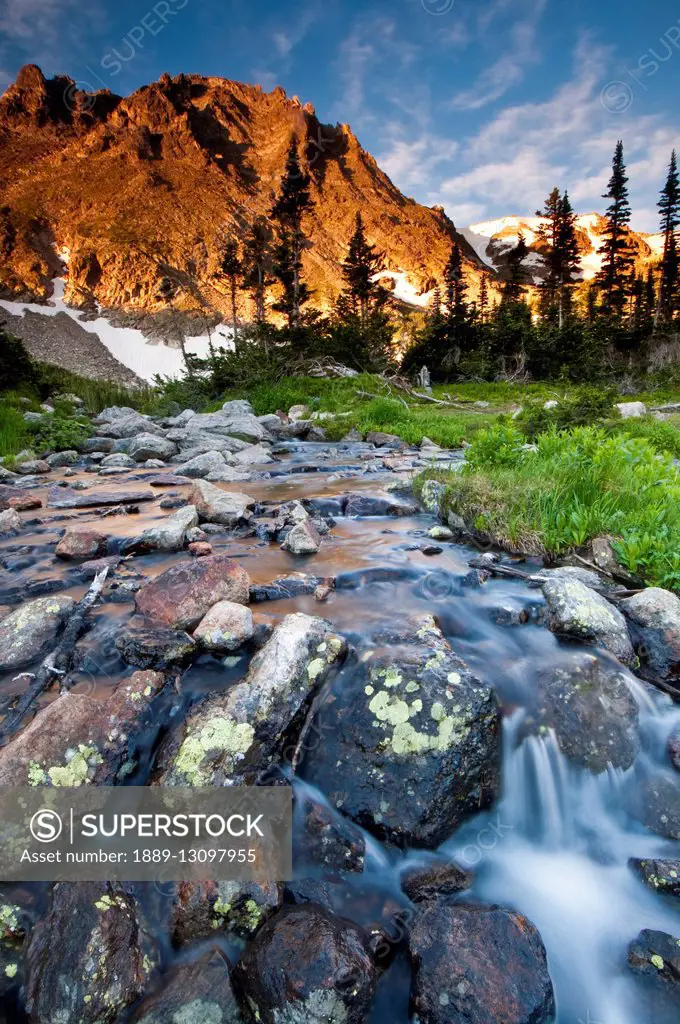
[173,872,282,945]
[130,947,243,1023]
[0,670,166,786]
[193,600,254,652]
[400,859,473,902]
[7,495,41,510]
[135,555,250,629]
[0,484,24,510]
[55,526,109,560]
[188,540,212,557]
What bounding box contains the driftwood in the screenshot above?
[0,567,109,744]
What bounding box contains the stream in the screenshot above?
[1,437,679,1023]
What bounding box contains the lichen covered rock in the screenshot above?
[542,576,635,666]
[0,594,75,671]
[135,555,250,629]
[130,947,243,1023]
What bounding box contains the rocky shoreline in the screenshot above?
[0,399,679,1023]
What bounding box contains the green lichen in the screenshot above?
[307,658,327,681]
[4,963,17,979]
[651,954,664,970]
[173,716,255,786]
[47,744,103,787]
[27,762,47,787]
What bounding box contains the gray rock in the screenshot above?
[47,486,156,508]
[0,508,22,535]
[258,414,285,433]
[142,458,166,469]
[97,412,165,439]
[164,408,196,427]
[232,443,275,466]
[428,524,453,540]
[288,404,309,421]
[128,432,177,462]
[0,595,76,671]
[0,465,18,482]
[186,412,264,443]
[46,450,79,468]
[542,576,635,666]
[620,587,680,684]
[123,505,198,554]
[157,613,346,786]
[344,493,419,517]
[531,652,639,771]
[116,629,196,669]
[539,565,611,589]
[176,450,230,478]
[188,479,255,527]
[193,600,254,652]
[100,452,135,469]
[303,615,501,847]
[365,430,400,446]
[281,520,322,555]
[81,436,115,453]
[205,466,253,483]
[15,459,50,475]
[23,411,42,423]
[629,857,680,897]
[617,400,647,418]
[222,399,255,417]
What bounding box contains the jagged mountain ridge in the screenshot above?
[0,65,490,327]
[461,214,665,286]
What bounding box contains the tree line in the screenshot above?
[201,138,680,384]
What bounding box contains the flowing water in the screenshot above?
[1,439,679,1022]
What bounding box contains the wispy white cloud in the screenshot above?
[334,16,420,122]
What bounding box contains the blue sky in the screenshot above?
[1,0,679,231]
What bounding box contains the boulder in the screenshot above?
[188,479,255,527]
[25,882,156,1024]
[621,587,680,684]
[366,430,400,446]
[205,466,253,483]
[617,401,647,418]
[529,652,639,772]
[116,629,196,669]
[15,459,50,475]
[0,484,25,510]
[628,928,680,1012]
[409,902,555,1024]
[55,527,109,560]
[122,505,198,554]
[288,404,310,421]
[174,450,230,478]
[0,509,22,535]
[0,594,75,671]
[47,486,155,508]
[302,615,501,847]
[0,466,19,482]
[164,408,196,427]
[8,494,42,510]
[170,432,251,455]
[128,432,178,462]
[130,947,243,1024]
[232,443,275,465]
[222,399,255,417]
[172,872,282,945]
[669,727,680,772]
[97,411,164,439]
[343,493,419,517]
[281,519,322,555]
[629,857,680,897]
[542,576,635,666]
[81,436,115,453]
[634,775,680,839]
[157,613,346,786]
[428,524,453,540]
[186,411,264,443]
[46,450,79,468]
[296,800,366,873]
[400,859,473,902]
[193,600,254,652]
[0,671,167,786]
[135,555,249,630]
[233,904,376,1024]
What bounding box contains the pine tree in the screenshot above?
[242,217,273,325]
[271,138,314,329]
[442,241,473,364]
[503,232,529,302]
[556,191,581,325]
[657,149,680,324]
[535,187,562,310]
[597,141,635,315]
[341,212,384,323]
[536,189,581,327]
[221,237,242,344]
[478,272,489,324]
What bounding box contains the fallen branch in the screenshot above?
[0,567,109,744]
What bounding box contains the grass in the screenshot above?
[415,422,680,590]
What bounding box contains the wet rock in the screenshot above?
[158,613,346,786]
[630,858,680,897]
[530,652,639,772]
[193,600,254,652]
[122,505,198,554]
[542,576,635,666]
[366,430,400,446]
[0,593,75,671]
[47,486,155,508]
[160,495,186,509]
[135,555,250,630]
[421,544,443,556]
[297,800,366,873]
[55,526,109,560]
[0,508,22,535]
[16,459,50,475]
[344,493,419,517]
[81,436,115,453]
[25,882,156,1024]
[669,727,680,772]
[400,859,473,902]
[189,541,213,557]
[175,450,231,477]
[7,494,42,510]
[627,929,680,1011]
[281,519,322,555]
[0,465,19,482]
[635,775,680,839]
[101,452,136,468]
[128,432,177,462]
[188,479,255,527]
[409,902,555,1024]
[130,947,243,1024]
[303,615,501,848]
[249,574,332,602]
[233,904,376,1024]
[428,524,453,540]
[116,628,196,669]
[590,534,636,582]
[621,587,680,684]
[148,475,190,488]
[0,483,25,510]
[232,443,275,465]
[173,874,283,944]
[0,670,166,785]
[46,449,79,468]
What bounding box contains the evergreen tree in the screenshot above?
[657,149,680,324]
[341,212,384,323]
[271,138,314,330]
[556,191,581,325]
[478,272,489,324]
[536,188,581,327]
[503,232,529,302]
[597,141,635,315]
[242,217,273,326]
[221,237,242,344]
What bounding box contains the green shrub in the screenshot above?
[27,415,92,454]
[516,385,620,439]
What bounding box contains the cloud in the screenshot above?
[334,16,420,122]
[448,0,547,111]
[0,0,107,80]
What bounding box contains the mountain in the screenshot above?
[0,65,489,333]
[461,214,665,285]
